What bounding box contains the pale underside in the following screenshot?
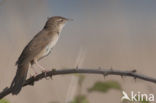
[35,33,59,61]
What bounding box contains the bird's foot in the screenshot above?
[34,72,38,77]
[30,73,38,78]
[42,70,50,80]
[49,69,56,79]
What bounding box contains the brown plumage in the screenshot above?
[10,16,70,95]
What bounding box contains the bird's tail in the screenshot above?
[10,62,29,95]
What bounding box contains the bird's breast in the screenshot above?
[37,34,59,60]
[45,34,59,55]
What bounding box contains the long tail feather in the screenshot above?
[10,62,29,95]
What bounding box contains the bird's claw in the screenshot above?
[34,72,38,77]
[42,70,50,80]
[30,73,38,78]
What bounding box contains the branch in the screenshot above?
[0,68,156,99]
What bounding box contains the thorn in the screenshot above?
[131,69,137,73]
[103,75,105,79]
[121,75,126,82]
[52,68,56,72]
[76,65,79,70]
[121,75,124,79]
[98,66,102,70]
[50,69,56,80]
[110,67,113,71]
[103,72,108,78]
[49,75,53,80]
[134,77,137,82]
[49,76,53,80]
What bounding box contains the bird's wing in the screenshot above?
[16,30,51,65]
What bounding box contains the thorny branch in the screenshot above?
[0,68,156,99]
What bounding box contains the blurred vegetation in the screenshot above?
[88,81,121,93]
[78,75,85,86]
[0,99,10,103]
[69,75,122,103]
[70,95,89,103]
[70,75,89,103]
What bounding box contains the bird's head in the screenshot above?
[44,16,72,31]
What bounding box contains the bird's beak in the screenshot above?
[67,18,73,21]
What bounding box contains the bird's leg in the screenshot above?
[34,60,47,71]
[31,65,38,77]
[34,60,49,78]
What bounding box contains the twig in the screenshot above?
[0,68,156,99]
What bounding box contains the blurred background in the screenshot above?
[0,0,156,103]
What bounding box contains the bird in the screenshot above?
[10,16,71,95]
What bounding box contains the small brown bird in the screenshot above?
[10,16,71,95]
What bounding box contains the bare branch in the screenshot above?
[0,68,156,99]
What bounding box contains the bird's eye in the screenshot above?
[60,19,63,22]
[57,19,63,22]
